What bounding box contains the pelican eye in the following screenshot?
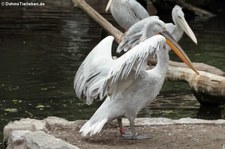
[178,16,182,19]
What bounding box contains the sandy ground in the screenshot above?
[48,119,225,149]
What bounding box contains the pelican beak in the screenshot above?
[105,0,113,13]
[177,16,197,44]
[160,31,199,75]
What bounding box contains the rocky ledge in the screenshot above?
[3,117,225,149]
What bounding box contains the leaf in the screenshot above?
[36,104,45,109]
[4,108,18,113]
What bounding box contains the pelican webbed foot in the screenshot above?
[122,133,150,140]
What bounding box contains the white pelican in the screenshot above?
[166,5,197,44]
[74,19,198,139]
[105,0,149,30]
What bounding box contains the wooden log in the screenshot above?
[169,61,225,77]
[149,60,225,77]
[177,1,216,17]
[167,66,225,105]
[72,0,225,104]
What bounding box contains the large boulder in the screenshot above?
[6,130,79,149]
[3,117,80,149]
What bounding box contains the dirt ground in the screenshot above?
[48,120,225,149]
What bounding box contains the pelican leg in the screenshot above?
[122,117,150,140]
[117,118,125,135]
[118,118,134,137]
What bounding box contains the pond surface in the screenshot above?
[0,1,225,144]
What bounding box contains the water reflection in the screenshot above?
[0,1,225,145]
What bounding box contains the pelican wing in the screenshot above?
[102,35,166,96]
[128,0,149,20]
[74,36,114,104]
[117,16,159,53]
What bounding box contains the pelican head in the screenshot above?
[172,5,197,44]
[145,19,199,74]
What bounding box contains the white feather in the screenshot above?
[117,16,160,53]
[74,36,114,104]
[108,0,149,30]
[80,118,108,136]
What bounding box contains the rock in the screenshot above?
[3,118,47,145]
[6,130,79,149]
[44,116,83,131]
[6,130,31,149]
[3,117,80,149]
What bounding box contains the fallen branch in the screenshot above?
[169,61,225,77]
[177,1,216,17]
[72,0,225,104]
[167,66,225,105]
